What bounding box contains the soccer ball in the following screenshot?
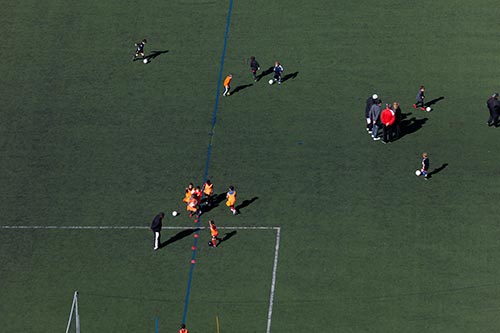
[425,106,432,112]
[268,79,274,85]
[415,170,422,176]
[143,58,149,64]
[172,211,178,217]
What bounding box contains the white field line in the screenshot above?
[0,224,281,333]
[0,225,279,230]
[266,226,281,333]
[0,225,281,230]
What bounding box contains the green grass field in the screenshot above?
[1,0,500,332]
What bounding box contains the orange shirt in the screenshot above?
[179,329,188,333]
[224,75,232,87]
[226,190,236,206]
[210,224,218,237]
[203,182,213,196]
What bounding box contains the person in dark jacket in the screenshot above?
[392,101,402,139]
[413,85,425,109]
[369,99,382,140]
[365,94,378,133]
[250,56,260,81]
[486,93,500,127]
[151,212,165,250]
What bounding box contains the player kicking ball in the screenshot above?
[208,220,221,247]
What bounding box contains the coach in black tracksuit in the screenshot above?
[486,93,500,127]
[151,212,164,250]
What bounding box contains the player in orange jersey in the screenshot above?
[179,324,188,333]
[202,179,214,207]
[183,183,194,203]
[226,185,237,215]
[208,220,221,247]
[223,74,232,96]
[187,195,199,218]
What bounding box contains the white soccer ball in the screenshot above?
[172,211,178,217]
[415,170,421,176]
[268,79,274,85]
[425,106,431,112]
[143,58,149,64]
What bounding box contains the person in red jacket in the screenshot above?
[380,104,396,144]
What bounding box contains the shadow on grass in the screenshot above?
[256,66,274,81]
[426,163,448,179]
[202,193,227,214]
[160,228,198,248]
[282,71,299,83]
[231,84,253,95]
[235,196,259,214]
[217,230,237,247]
[424,96,445,107]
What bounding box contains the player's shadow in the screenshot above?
[218,231,237,247]
[396,117,428,140]
[256,66,274,81]
[231,84,253,95]
[235,196,259,214]
[202,193,227,214]
[160,228,198,248]
[424,96,445,107]
[426,163,448,179]
[143,50,170,61]
[281,71,299,83]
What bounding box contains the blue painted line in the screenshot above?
[155,317,158,333]
[181,0,234,325]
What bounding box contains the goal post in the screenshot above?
[65,291,80,333]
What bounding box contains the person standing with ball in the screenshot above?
[420,152,429,180]
[150,212,164,251]
[273,61,284,84]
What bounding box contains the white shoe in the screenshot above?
[373,137,380,141]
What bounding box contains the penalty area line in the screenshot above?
[0,225,280,230]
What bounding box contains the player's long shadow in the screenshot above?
[235,196,259,214]
[256,66,274,81]
[160,228,199,248]
[281,71,299,83]
[217,230,237,247]
[396,117,428,141]
[144,50,169,61]
[202,193,227,214]
[424,96,445,107]
[426,163,448,179]
[231,84,253,95]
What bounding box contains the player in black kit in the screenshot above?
[133,39,147,61]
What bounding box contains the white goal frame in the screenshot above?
[1,225,281,333]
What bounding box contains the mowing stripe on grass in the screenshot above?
[181,0,234,327]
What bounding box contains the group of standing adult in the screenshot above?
[365,94,402,144]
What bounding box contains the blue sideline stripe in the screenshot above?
[181,0,234,325]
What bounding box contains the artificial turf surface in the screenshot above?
[1,0,500,332]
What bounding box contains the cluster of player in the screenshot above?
[182,181,237,218]
[222,58,284,96]
[365,86,431,179]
